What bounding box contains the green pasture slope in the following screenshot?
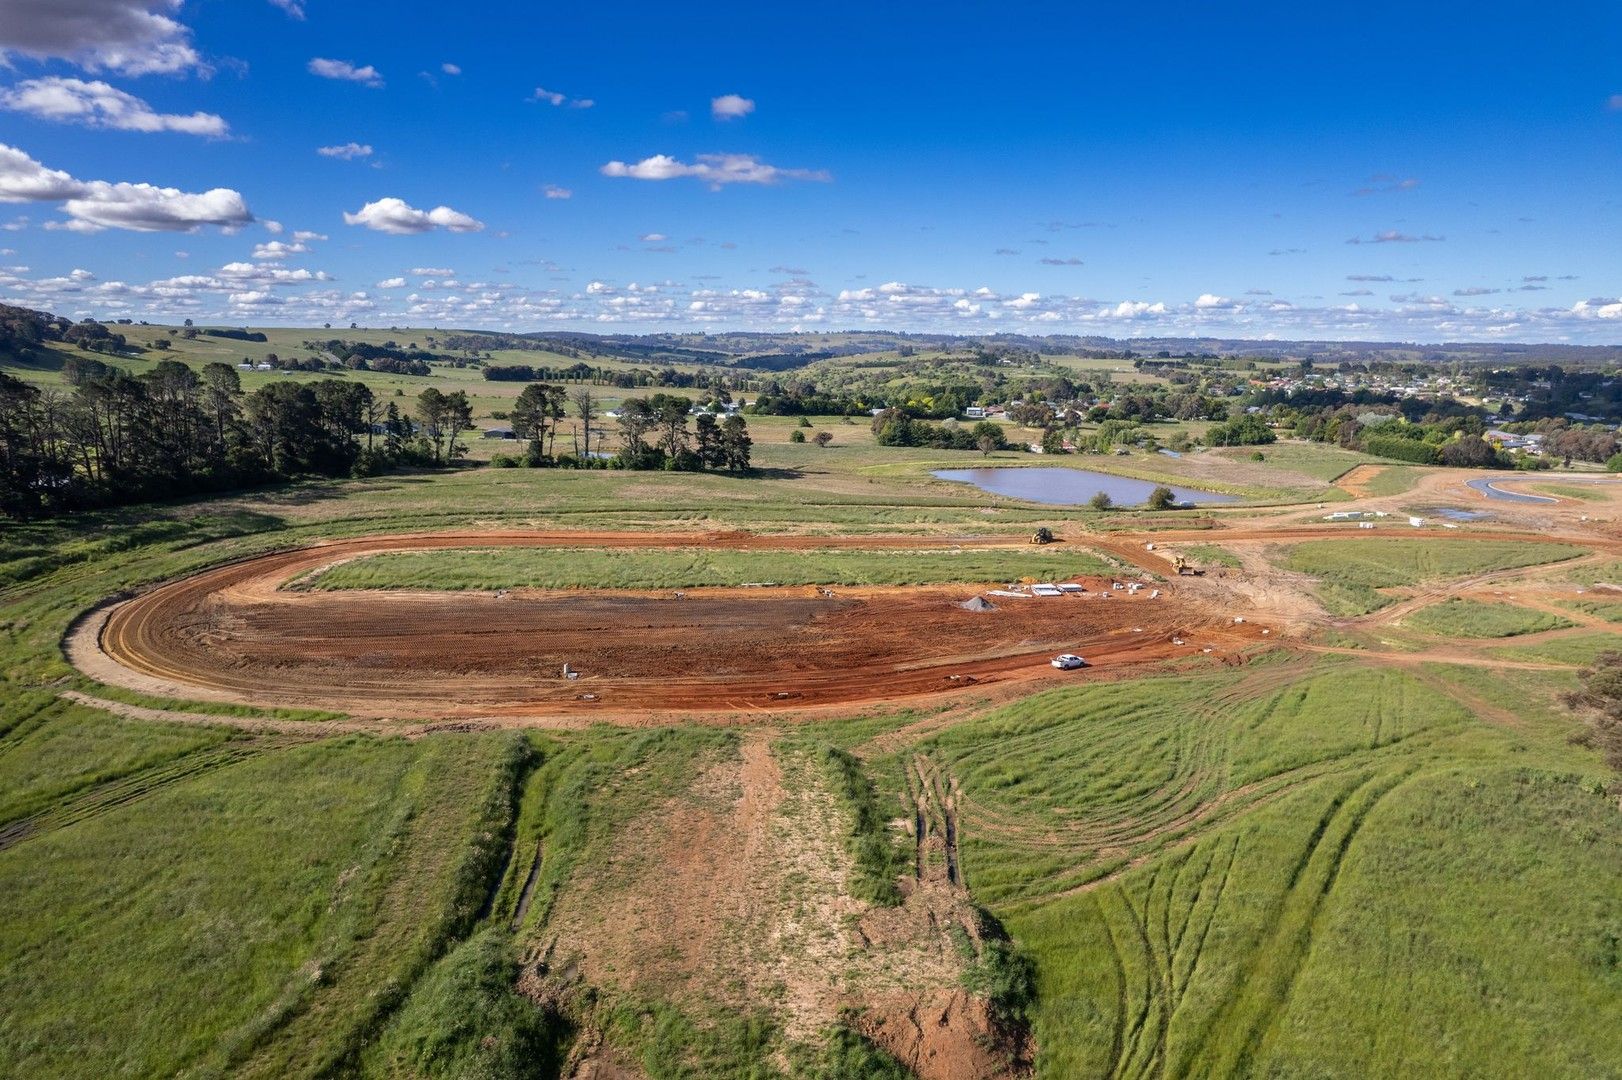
[0,465,1618,1077]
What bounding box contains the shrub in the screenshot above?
[1146,486,1177,510]
[789,430,806,444]
[1089,491,1113,511]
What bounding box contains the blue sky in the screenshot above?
[0,0,1618,341]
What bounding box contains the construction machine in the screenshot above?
[1031,527,1054,545]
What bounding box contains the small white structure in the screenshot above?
[1409,516,1425,527]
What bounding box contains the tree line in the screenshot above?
[0,359,491,518]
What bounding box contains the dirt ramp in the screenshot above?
[521,733,1028,1074]
[857,990,1025,1080]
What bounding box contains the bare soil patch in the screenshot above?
[76,530,1264,720]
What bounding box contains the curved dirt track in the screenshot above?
[72,530,1269,722]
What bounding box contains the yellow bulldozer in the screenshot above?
[1171,554,1202,576]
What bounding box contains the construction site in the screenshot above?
[70,530,1271,721]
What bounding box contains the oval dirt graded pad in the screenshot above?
[71,530,1265,721]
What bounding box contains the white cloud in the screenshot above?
[317,142,373,160]
[65,184,252,232]
[640,232,667,242]
[0,77,228,136]
[710,93,755,120]
[441,62,461,76]
[0,0,206,76]
[541,184,572,199]
[600,153,831,190]
[251,239,308,260]
[1113,300,1167,318]
[217,261,330,284]
[267,0,304,18]
[410,266,456,277]
[375,276,406,289]
[530,86,592,108]
[0,144,86,202]
[1194,293,1233,309]
[263,219,283,234]
[343,197,483,234]
[292,230,325,242]
[1572,298,1622,319]
[308,58,384,88]
[0,141,251,232]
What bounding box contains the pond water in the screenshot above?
[1466,477,1557,504]
[933,467,1238,507]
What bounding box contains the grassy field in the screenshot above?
[1182,543,1242,569]
[1533,483,1610,502]
[304,545,1118,591]
[1489,632,1622,667]
[1280,538,1587,589]
[1402,599,1577,638]
[869,661,1620,1078]
[1279,538,1587,618]
[2,459,1620,1077]
[1563,596,1622,622]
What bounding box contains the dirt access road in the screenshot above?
[70,530,1265,722]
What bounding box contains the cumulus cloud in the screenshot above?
[1347,230,1444,244]
[317,142,373,160]
[343,198,483,234]
[541,184,572,199]
[1572,298,1622,319]
[64,183,252,232]
[217,261,330,284]
[530,86,592,108]
[375,276,406,289]
[409,267,455,277]
[0,77,227,136]
[1194,293,1235,309]
[0,141,251,232]
[252,239,309,260]
[0,144,86,202]
[710,93,754,120]
[308,58,383,88]
[0,0,206,76]
[600,153,830,190]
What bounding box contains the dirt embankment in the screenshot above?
[521,736,1028,1079]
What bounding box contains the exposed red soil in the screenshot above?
[73,530,1269,720]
